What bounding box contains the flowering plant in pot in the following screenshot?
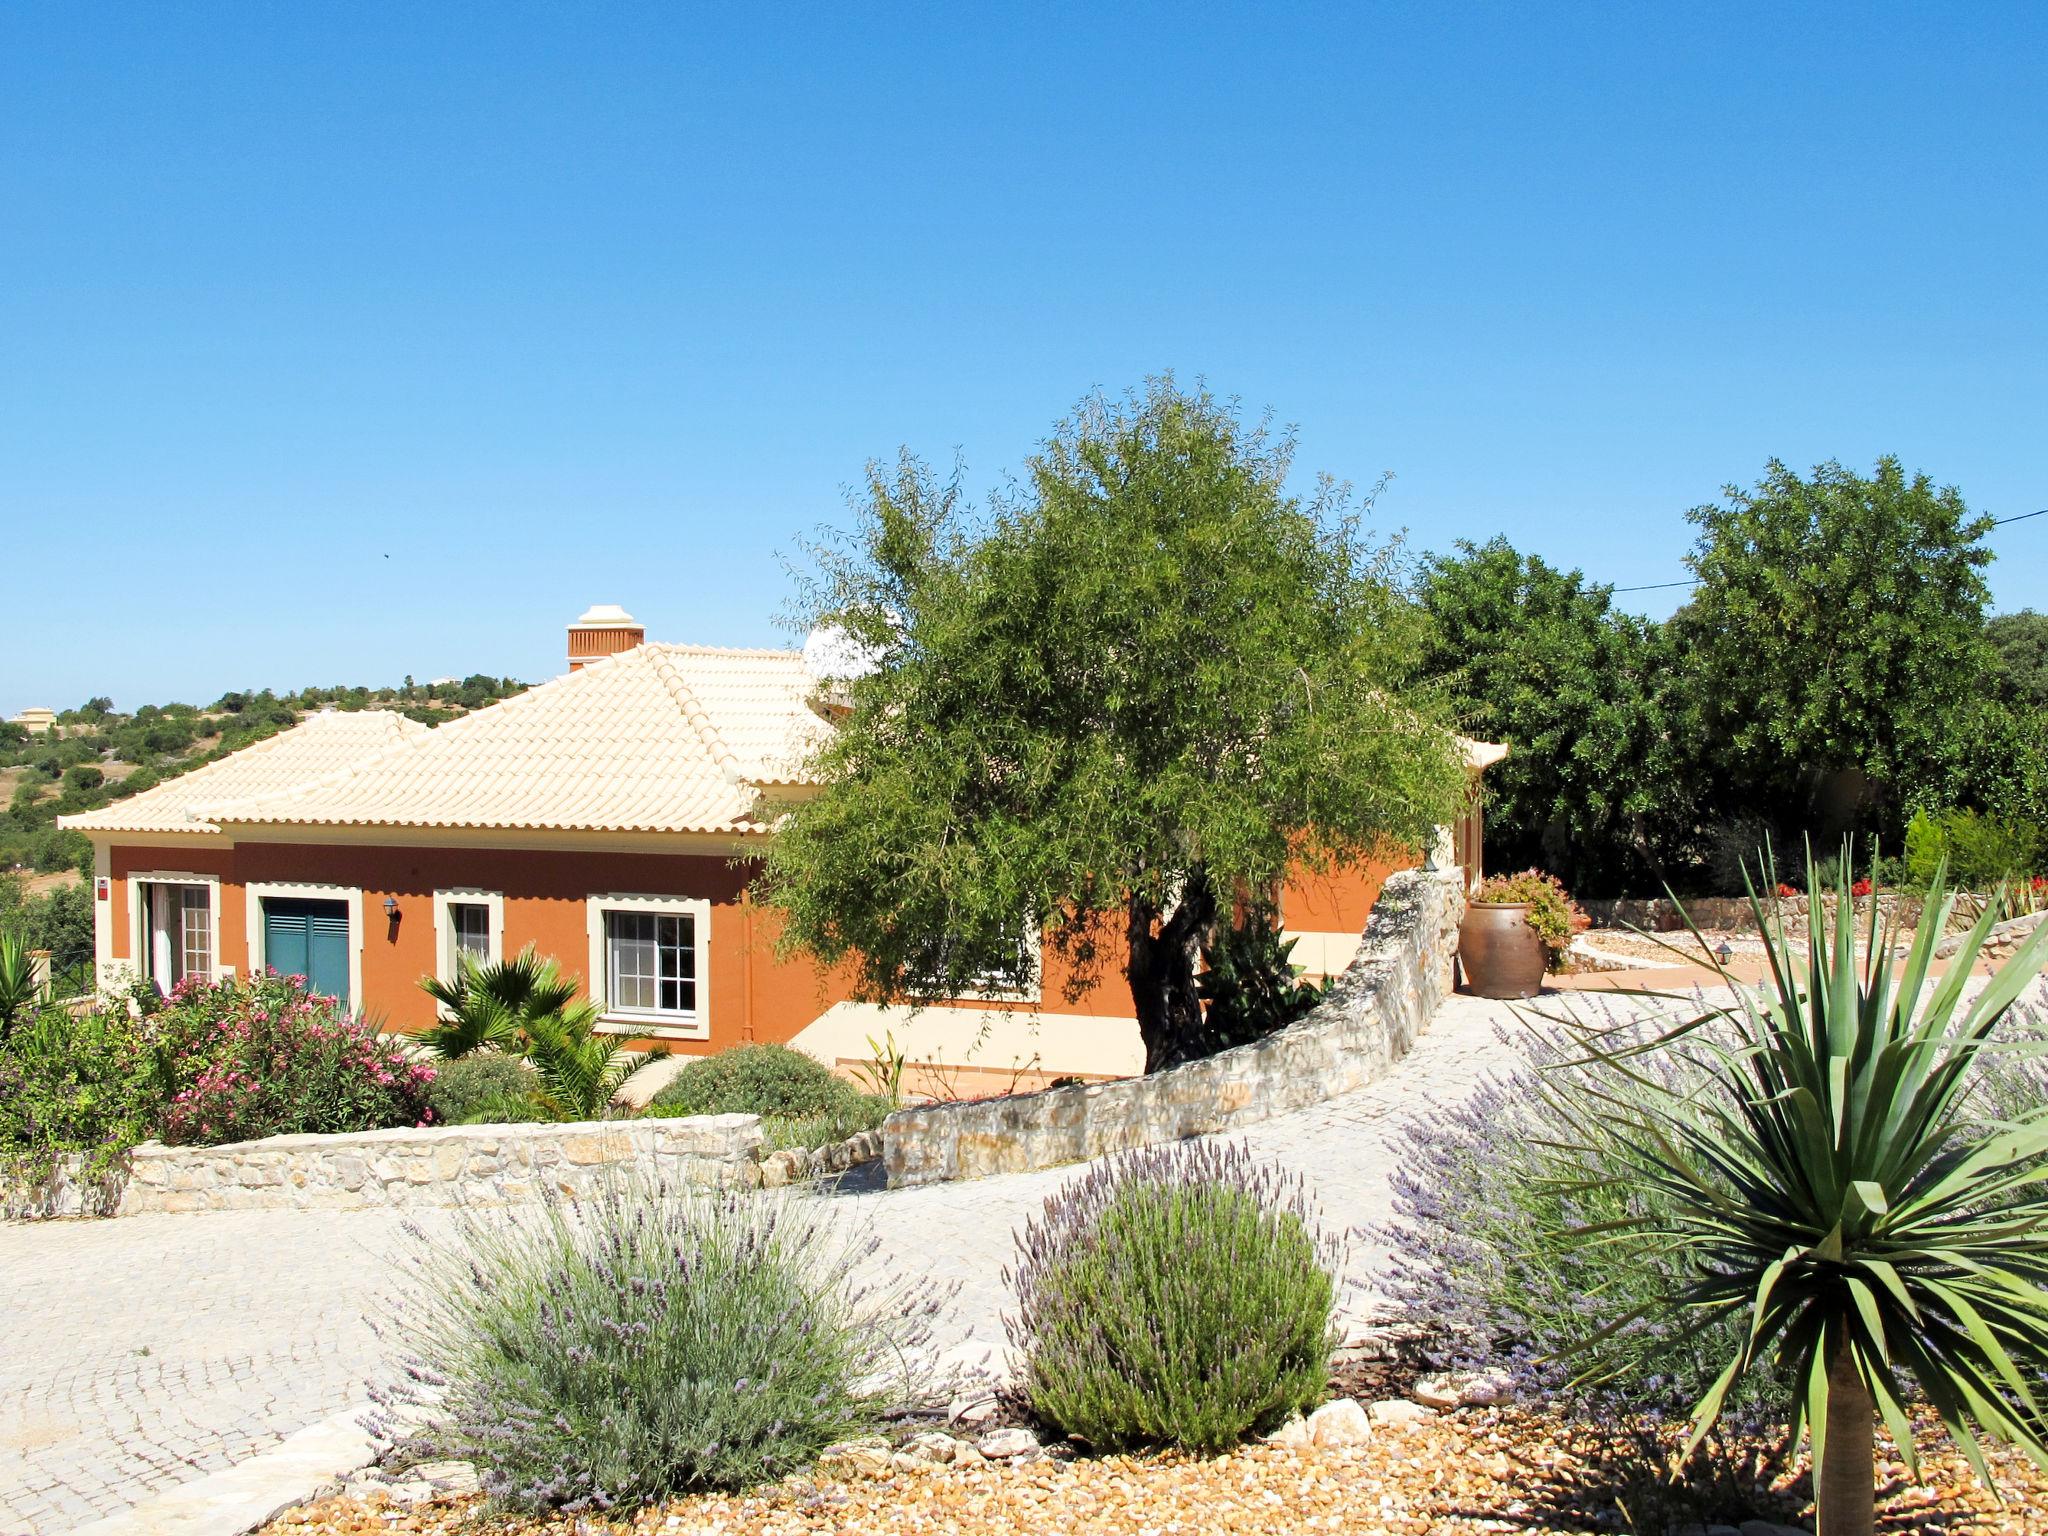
[1458,868,1586,999]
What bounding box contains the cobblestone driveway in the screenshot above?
[0,993,1521,1535]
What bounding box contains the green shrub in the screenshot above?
[758,1095,891,1152]
[1007,1141,1339,1452]
[0,1003,153,1208]
[1903,807,2041,890]
[425,1052,544,1125]
[375,1177,943,1510]
[646,1044,866,1120]
[1470,867,1587,971]
[1195,905,1328,1051]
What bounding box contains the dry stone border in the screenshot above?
[13,1113,767,1220]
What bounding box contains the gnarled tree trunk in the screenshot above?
[1125,868,1217,1073]
[1817,1327,1876,1536]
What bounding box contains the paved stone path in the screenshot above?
[0,993,1525,1535]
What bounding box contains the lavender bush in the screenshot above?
[1376,998,1790,1476]
[1007,1140,1341,1452]
[372,1176,946,1512]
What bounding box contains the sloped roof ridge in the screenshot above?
[59,709,427,832]
[644,639,804,659]
[189,681,570,820]
[644,647,748,785]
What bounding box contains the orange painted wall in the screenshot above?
[1277,847,1408,936]
[105,837,1412,1049]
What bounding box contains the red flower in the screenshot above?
[1851,878,1873,898]
[1776,882,1798,898]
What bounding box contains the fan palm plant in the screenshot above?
[1548,852,2048,1536]
[418,946,587,1059]
[523,1008,659,1121]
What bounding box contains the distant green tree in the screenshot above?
[1415,538,1692,892]
[759,380,1467,1072]
[1986,609,2048,714]
[62,764,104,793]
[1676,457,1997,838]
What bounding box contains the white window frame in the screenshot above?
[127,871,223,992]
[432,887,505,990]
[243,880,365,1010]
[585,892,710,1039]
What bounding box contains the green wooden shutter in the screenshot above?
[262,899,351,1007]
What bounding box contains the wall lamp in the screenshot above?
[383,897,401,919]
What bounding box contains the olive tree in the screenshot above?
[758,380,1466,1072]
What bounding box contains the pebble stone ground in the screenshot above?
[0,991,1531,1536]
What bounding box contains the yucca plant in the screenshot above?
[0,927,42,1041]
[1548,850,2048,1536]
[418,945,587,1059]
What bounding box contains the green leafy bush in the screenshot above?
[647,1044,865,1120]
[425,1052,544,1125]
[1470,868,1587,971]
[0,1003,154,1209]
[1902,807,2040,890]
[374,1178,943,1510]
[1195,906,1329,1050]
[1007,1141,1339,1452]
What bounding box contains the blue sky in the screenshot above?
[4,2,2043,716]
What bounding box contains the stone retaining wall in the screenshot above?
[881,867,1466,1187]
[10,1114,766,1219]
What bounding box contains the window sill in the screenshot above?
[594,1015,709,1042]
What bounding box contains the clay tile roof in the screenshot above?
[193,645,834,836]
[57,710,432,835]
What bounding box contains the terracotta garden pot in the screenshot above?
[1458,901,1549,999]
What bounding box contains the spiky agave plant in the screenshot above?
[1548,852,2048,1536]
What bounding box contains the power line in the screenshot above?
[1605,508,2048,596]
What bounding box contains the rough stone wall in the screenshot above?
[882,868,1466,1188]
[101,1114,764,1217]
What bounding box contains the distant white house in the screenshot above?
[7,707,56,735]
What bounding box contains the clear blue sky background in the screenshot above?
[5,2,2043,716]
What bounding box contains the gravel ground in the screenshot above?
[259,1404,2048,1536]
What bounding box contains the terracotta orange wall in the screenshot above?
[1277,847,1408,936]
[106,837,1414,1047]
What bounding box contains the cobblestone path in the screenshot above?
[0,993,1522,1535]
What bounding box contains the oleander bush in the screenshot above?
[425,1052,546,1125]
[153,973,435,1145]
[373,1176,945,1511]
[1007,1140,1340,1452]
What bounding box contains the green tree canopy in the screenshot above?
[1675,457,1997,835]
[758,380,1467,1071]
[1415,538,1689,893]
[1986,609,2048,714]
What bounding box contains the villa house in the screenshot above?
[61,609,1498,1089]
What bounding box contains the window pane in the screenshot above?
[607,911,658,1011]
[605,909,696,1017]
[179,887,211,983]
[451,902,490,964]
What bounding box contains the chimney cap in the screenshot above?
[570,604,639,630]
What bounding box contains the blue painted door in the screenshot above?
[262,898,351,1007]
